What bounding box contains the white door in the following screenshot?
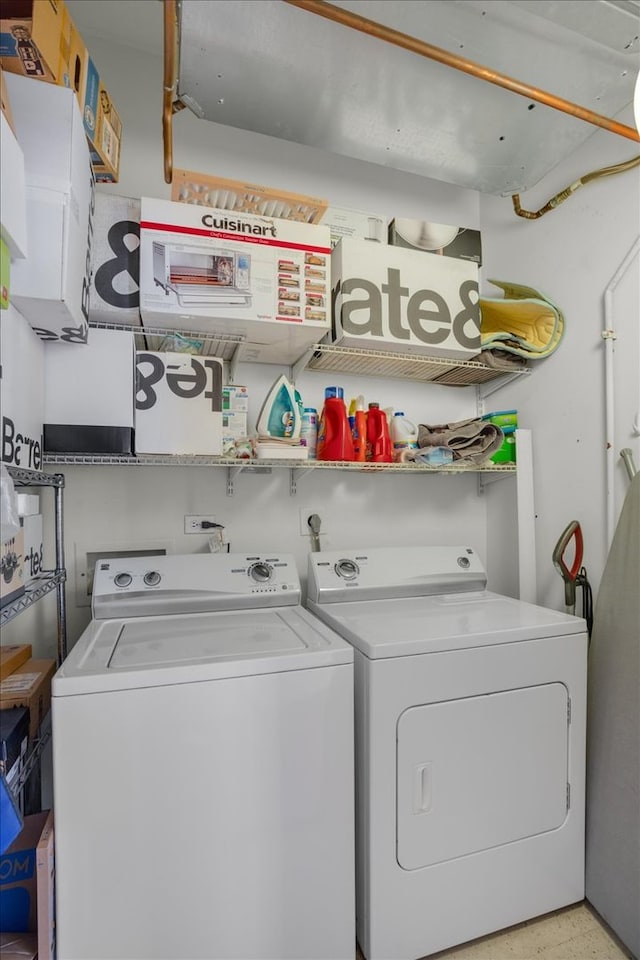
[397,683,570,870]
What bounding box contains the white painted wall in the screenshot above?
[481,110,640,610]
[4,28,638,659]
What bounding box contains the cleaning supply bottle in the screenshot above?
[366,403,392,463]
[317,387,354,461]
[391,412,419,462]
[300,407,318,458]
[353,395,367,462]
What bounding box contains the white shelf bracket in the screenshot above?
[290,467,314,496]
[227,344,242,385]
[226,464,244,496]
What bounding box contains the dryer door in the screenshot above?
[397,683,569,870]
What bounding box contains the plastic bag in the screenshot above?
[0,463,20,544]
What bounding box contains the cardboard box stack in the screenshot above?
[0,658,56,739]
[0,0,121,181]
[0,810,55,960]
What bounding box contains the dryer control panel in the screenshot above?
[92,553,301,619]
[307,545,487,604]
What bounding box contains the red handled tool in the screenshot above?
[552,521,584,615]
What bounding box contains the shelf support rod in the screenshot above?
[163,0,179,183]
[54,475,68,664]
[284,0,640,144]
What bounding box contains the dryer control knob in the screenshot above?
[335,559,359,580]
[457,556,471,568]
[114,572,132,588]
[144,571,161,587]
[249,562,272,583]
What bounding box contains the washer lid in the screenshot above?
[52,606,352,696]
[307,591,586,658]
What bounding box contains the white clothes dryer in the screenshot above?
[307,546,588,960]
[52,552,354,960]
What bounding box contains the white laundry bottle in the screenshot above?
[391,412,419,462]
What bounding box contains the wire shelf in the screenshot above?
[5,466,64,487]
[88,321,245,360]
[0,571,66,627]
[302,343,529,386]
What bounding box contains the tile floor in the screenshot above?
[357,902,634,960]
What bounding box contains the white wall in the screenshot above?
[481,112,640,610]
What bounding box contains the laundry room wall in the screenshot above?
[480,108,639,609]
[5,18,637,656]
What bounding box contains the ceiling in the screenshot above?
[68,0,640,195]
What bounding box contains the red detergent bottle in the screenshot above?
[317,387,355,461]
[366,403,393,462]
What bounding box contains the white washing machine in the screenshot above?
[52,552,355,960]
[307,545,588,960]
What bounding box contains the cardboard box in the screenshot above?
[140,198,332,364]
[135,351,224,455]
[0,527,24,610]
[389,218,483,265]
[43,328,135,454]
[330,238,481,360]
[20,515,43,583]
[0,1,70,84]
[0,810,55,960]
[222,410,248,454]
[172,169,327,224]
[222,385,249,413]
[1,66,16,133]
[5,72,94,344]
[0,659,56,739]
[81,56,121,182]
[0,306,45,470]
[321,205,388,248]
[0,645,32,681]
[90,193,141,325]
[0,110,28,260]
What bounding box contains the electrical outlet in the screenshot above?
[184,514,218,534]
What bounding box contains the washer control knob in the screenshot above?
[144,571,161,587]
[249,562,272,583]
[457,556,471,568]
[335,559,359,580]
[114,572,132,588]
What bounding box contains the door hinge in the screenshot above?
[566,782,571,810]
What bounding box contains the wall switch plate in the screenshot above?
[184,514,218,534]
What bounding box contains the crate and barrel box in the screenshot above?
[0,306,44,471]
[0,810,55,960]
[330,238,481,360]
[135,351,224,456]
[4,72,94,344]
[90,193,141,326]
[139,198,331,365]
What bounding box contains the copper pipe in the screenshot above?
[512,153,640,219]
[284,0,640,144]
[163,0,177,184]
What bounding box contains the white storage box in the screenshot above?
[330,238,481,360]
[140,198,331,364]
[389,218,482,265]
[20,514,44,583]
[0,305,44,470]
[222,385,249,413]
[17,494,39,516]
[321,205,387,248]
[43,328,135,454]
[135,352,224,456]
[5,72,94,344]
[0,111,27,259]
[90,193,141,325]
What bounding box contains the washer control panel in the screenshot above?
[92,553,302,619]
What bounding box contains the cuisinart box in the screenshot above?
[135,351,224,456]
[0,305,44,471]
[43,328,135,454]
[139,198,331,364]
[4,72,94,344]
[330,238,481,360]
[90,193,141,325]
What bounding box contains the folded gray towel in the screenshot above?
[417,417,504,463]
